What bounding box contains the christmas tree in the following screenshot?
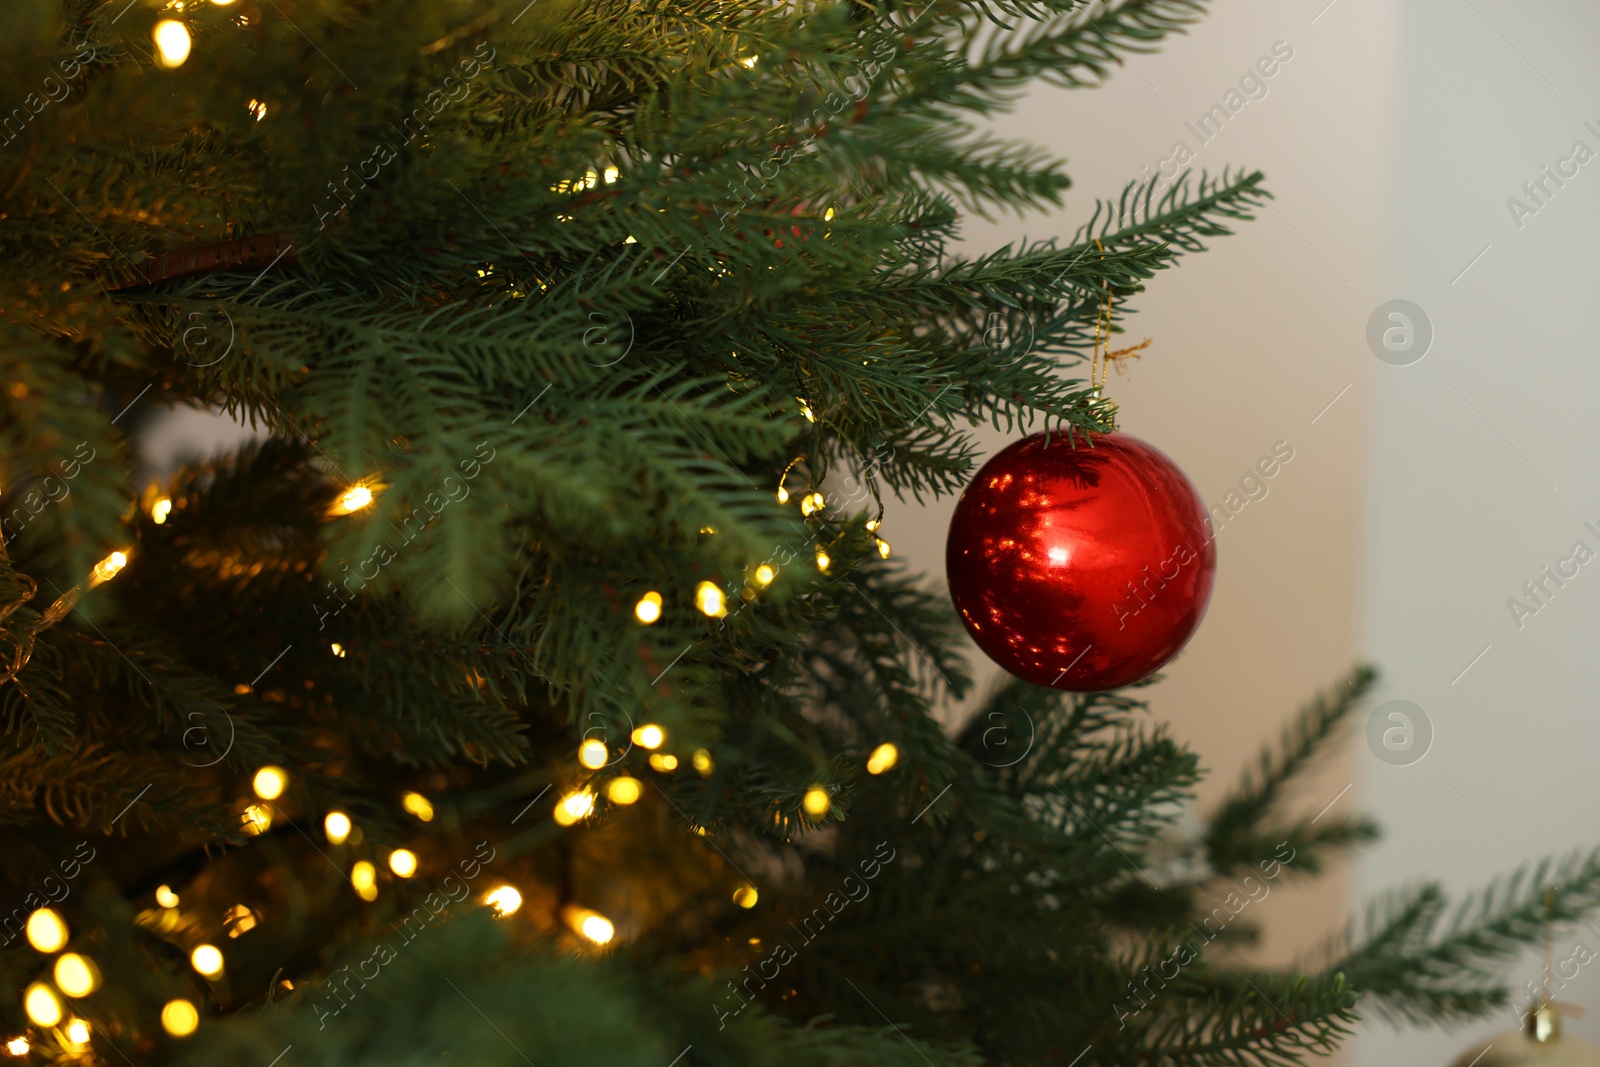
[3,1,1598,1064]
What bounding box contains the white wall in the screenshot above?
[1355,2,1600,1064]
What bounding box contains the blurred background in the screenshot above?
[144,1,1600,1062]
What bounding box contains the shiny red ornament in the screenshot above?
[946,431,1215,691]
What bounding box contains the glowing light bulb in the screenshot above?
[733,886,758,908]
[740,55,759,69]
[694,581,726,618]
[6,1037,30,1056]
[797,398,815,422]
[23,984,60,1027]
[692,749,714,776]
[815,547,831,573]
[754,564,776,587]
[802,786,831,817]
[603,165,619,183]
[156,885,179,908]
[484,884,523,916]
[824,206,836,221]
[634,591,662,624]
[631,724,665,749]
[867,742,899,775]
[161,999,199,1037]
[152,497,173,524]
[648,753,678,772]
[64,1019,89,1046]
[91,550,128,585]
[606,776,642,804]
[776,484,790,504]
[553,789,595,826]
[324,811,352,844]
[246,98,267,121]
[865,518,880,532]
[153,20,191,68]
[579,739,609,769]
[242,803,271,835]
[335,485,373,513]
[876,538,892,559]
[388,849,418,878]
[54,953,99,997]
[190,944,223,977]
[576,911,614,944]
[401,792,434,821]
[800,492,824,516]
[252,766,287,800]
[330,642,346,657]
[351,861,378,901]
[25,908,67,953]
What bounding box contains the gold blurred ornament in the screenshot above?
[1448,1003,1600,1067]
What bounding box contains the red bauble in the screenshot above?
[946,431,1215,691]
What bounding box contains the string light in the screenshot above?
[606,776,642,804]
[161,1000,200,1037]
[802,786,831,817]
[351,861,378,901]
[800,492,824,516]
[824,206,836,221]
[797,398,815,422]
[64,1019,90,1046]
[324,811,352,844]
[153,20,191,69]
[865,519,881,532]
[754,564,776,587]
[190,944,224,977]
[648,753,678,772]
[740,55,759,69]
[23,984,60,1027]
[54,953,100,997]
[330,642,346,658]
[25,908,67,953]
[633,591,662,624]
[631,724,665,749]
[252,766,287,800]
[152,497,173,524]
[334,485,374,514]
[247,98,268,121]
[553,789,596,826]
[5,1037,29,1056]
[815,547,831,573]
[90,550,128,585]
[867,743,899,775]
[156,885,179,908]
[694,581,726,618]
[401,792,434,821]
[876,538,892,559]
[733,886,758,908]
[224,904,258,937]
[241,803,272,835]
[571,909,614,945]
[692,749,714,776]
[603,165,620,183]
[388,849,418,878]
[484,885,523,916]
[579,739,609,769]
[776,484,790,504]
